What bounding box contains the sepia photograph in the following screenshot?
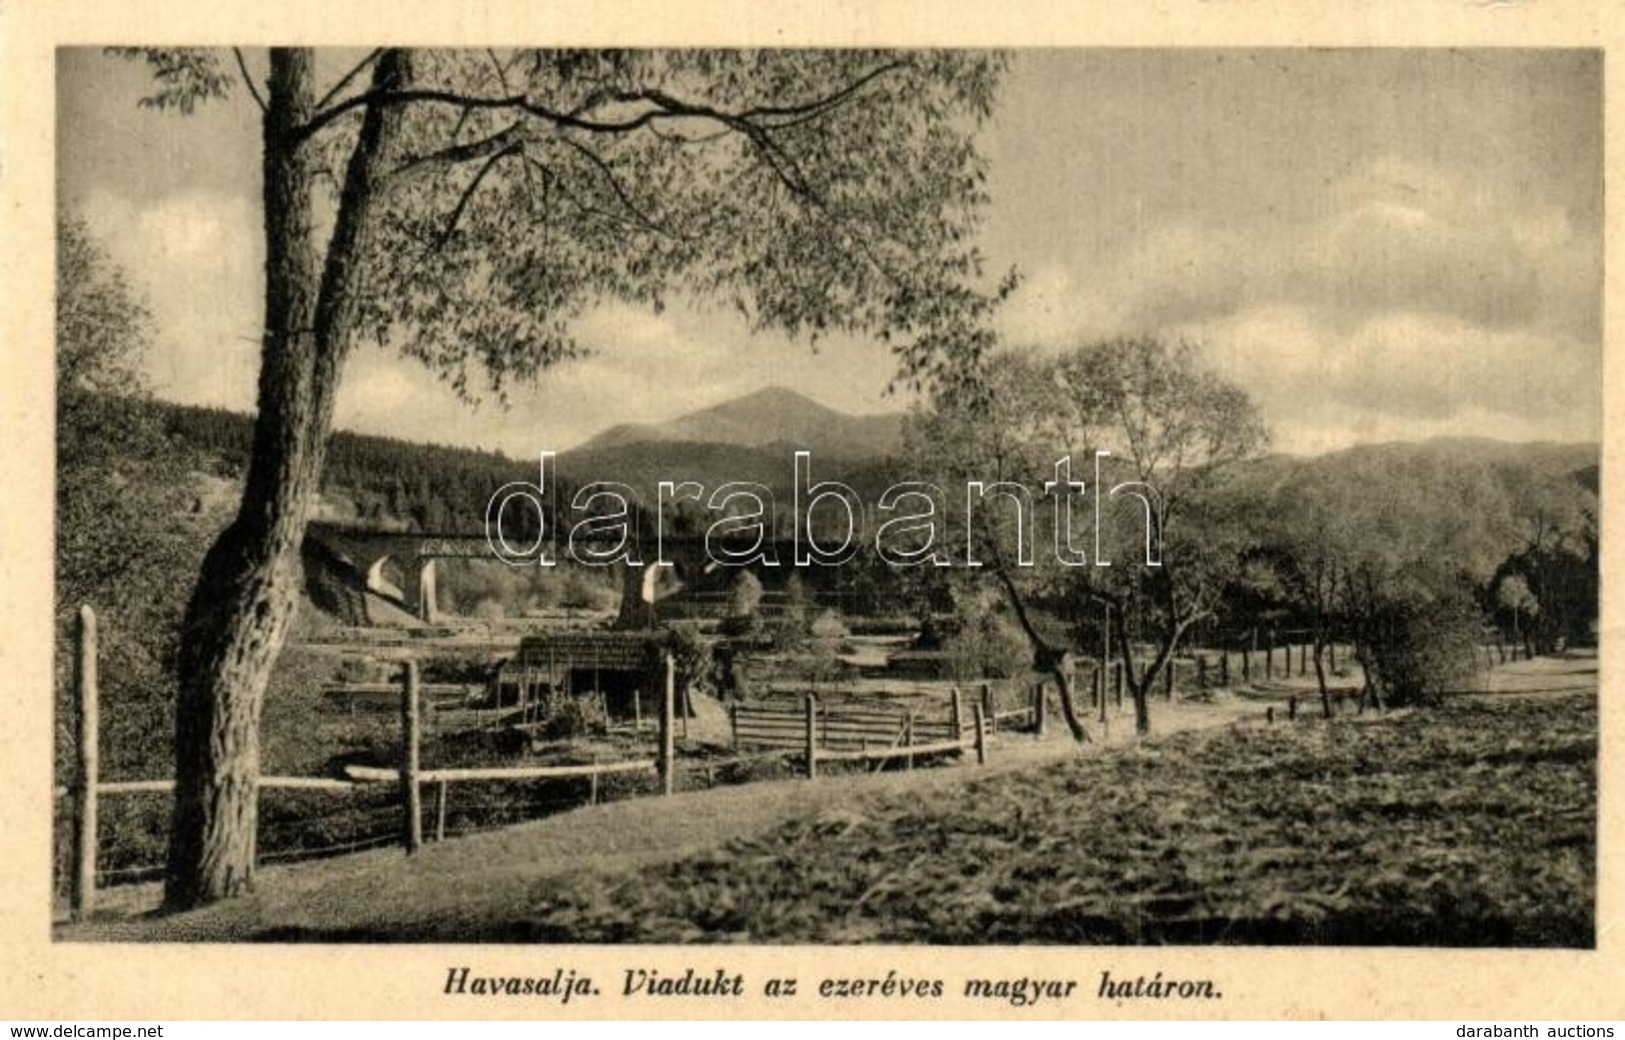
[3,5,1616,1019]
[46,44,1602,950]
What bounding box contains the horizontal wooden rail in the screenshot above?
[324,682,479,696]
[343,759,655,784]
[814,738,969,763]
[59,775,361,798]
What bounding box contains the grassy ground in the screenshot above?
[60,658,1593,946]
[496,692,1597,947]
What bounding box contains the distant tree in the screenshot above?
[1049,338,1268,735]
[54,212,203,895]
[57,213,153,403]
[1496,470,1597,653]
[112,46,1011,906]
[905,338,1267,738]
[773,570,814,648]
[1495,573,1539,659]
[720,569,766,638]
[1247,443,1600,708]
[1260,467,1353,717]
[903,349,1095,738]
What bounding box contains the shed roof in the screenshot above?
[513,630,668,671]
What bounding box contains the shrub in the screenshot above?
[559,569,606,610]
[1367,588,1487,706]
[542,696,608,741]
[665,623,711,700]
[943,612,1030,681]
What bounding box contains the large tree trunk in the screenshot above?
[165,50,408,910]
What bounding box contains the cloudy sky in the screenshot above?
[57,48,1601,456]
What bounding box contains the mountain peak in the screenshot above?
[570,385,901,458]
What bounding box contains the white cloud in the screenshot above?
[1186,305,1600,453]
[79,188,263,412]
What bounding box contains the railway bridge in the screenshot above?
[303,521,800,624]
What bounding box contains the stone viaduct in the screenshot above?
[303,521,800,625]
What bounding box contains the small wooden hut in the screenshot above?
[489,630,670,726]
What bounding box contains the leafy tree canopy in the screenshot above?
[113,47,1015,399]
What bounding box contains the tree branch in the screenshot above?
[434,142,522,249]
[293,61,903,152]
[559,136,673,237]
[231,48,267,114]
[393,121,523,175]
[315,48,383,112]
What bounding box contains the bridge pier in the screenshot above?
[418,559,438,623]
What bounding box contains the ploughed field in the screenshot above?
[517,692,1594,946]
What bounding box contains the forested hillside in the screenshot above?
[156,401,536,532]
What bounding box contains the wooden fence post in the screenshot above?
[1197,655,1208,691]
[973,703,988,765]
[71,605,99,921]
[1266,635,1275,680]
[1220,648,1230,687]
[400,661,423,854]
[434,780,448,842]
[980,682,994,735]
[1113,662,1124,709]
[1300,643,1308,675]
[660,651,676,796]
[1266,706,1275,724]
[905,712,916,771]
[1288,696,1298,721]
[1242,645,1251,683]
[804,692,818,780]
[1033,681,1047,738]
[950,686,964,739]
[681,674,690,742]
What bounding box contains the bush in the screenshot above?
[559,569,609,610]
[1367,589,1487,706]
[665,623,711,700]
[943,612,1030,681]
[542,697,608,741]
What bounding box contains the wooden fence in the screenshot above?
[322,681,482,714]
[60,605,677,921]
[730,681,1050,777]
